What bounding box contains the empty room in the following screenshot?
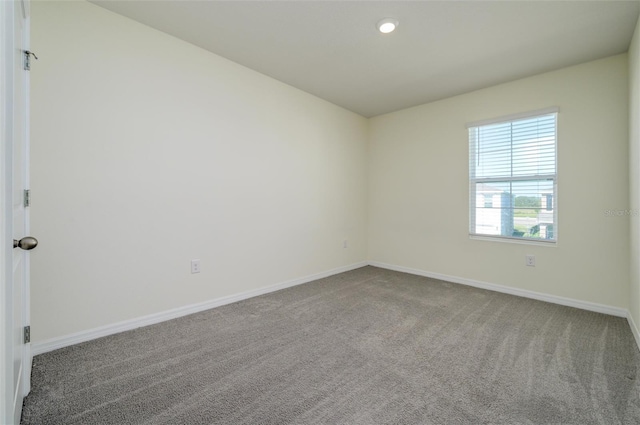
[2,0,640,423]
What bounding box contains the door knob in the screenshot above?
[13,236,38,250]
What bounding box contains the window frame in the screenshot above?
[467,107,558,244]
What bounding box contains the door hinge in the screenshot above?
[24,50,37,71]
[24,326,30,344]
[24,189,30,207]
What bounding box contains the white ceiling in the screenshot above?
[90,0,640,117]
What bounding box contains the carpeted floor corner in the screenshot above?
[21,266,640,424]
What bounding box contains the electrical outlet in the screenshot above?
[343,239,348,249]
[525,255,535,267]
[191,259,201,274]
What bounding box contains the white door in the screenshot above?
[1,0,33,423]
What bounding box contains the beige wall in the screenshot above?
[630,17,640,332]
[30,1,368,342]
[369,55,629,308]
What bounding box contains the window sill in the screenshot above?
[469,234,557,247]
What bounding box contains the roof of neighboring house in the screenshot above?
[475,183,507,194]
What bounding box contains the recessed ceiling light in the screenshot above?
[377,18,399,34]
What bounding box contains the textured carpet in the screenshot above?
[21,266,640,424]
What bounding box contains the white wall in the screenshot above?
[369,55,630,309]
[30,1,368,342]
[31,0,635,346]
[630,17,640,334]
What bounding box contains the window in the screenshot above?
[468,109,557,242]
[483,195,493,208]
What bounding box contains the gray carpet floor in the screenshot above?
[21,266,640,424]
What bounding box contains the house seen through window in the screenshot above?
[468,109,557,242]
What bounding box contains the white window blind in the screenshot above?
[468,110,557,242]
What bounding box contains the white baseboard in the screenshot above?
[32,261,368,356]
[368,261,628,318]
[627,312,640,352]
[32,260,639,356]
